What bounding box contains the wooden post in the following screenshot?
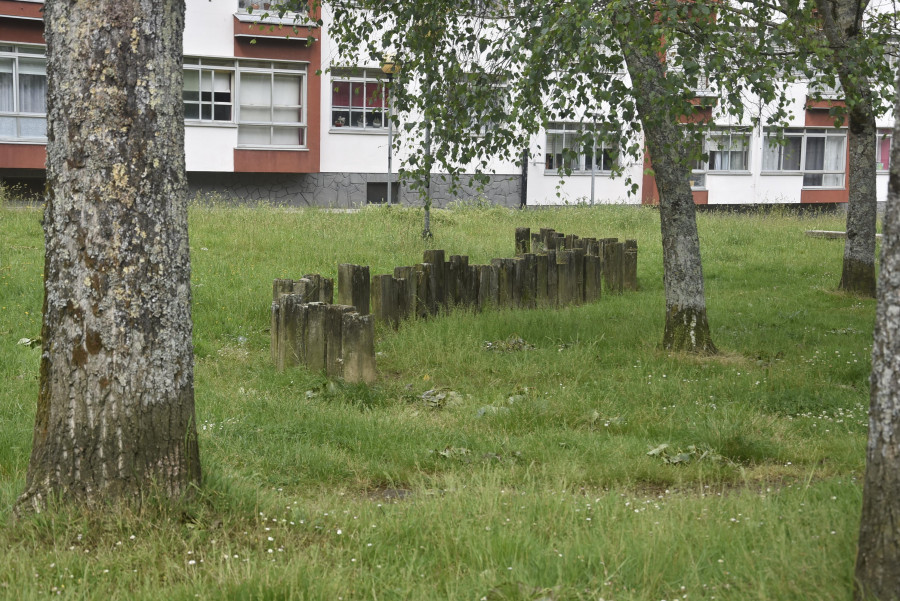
[540,228,556,251]
[305,302,327,372]
[372,274,399,328]
[623,239,638,291]
[584,255,602,303]
[535,253,549,306]
[515,227,531,256]
[271,299,281,365]
[449,255,469,307]
[603,242,624,294]
[556,250,571,306]
[555,233,566,250]
[521,253,537,309]
[565,234,578,251]
[511,257,524,308]
[413,263,431,317]
[326,304,355,378]
[341,313,377,384]
[478,264,499,309]
[273,278,295,301]
[492,258,514,308]
[546,250,559,307]
[571,247,586,305]
[394,266,417,320]
[531,232,542,254]
[276,294,308,371]
[338,263,370,315]
[302,274,334,304]
[423,250,446,312]
[467,265,479,310]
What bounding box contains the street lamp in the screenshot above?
[381,54,400,204]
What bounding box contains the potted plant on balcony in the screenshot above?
[334,116,346,128]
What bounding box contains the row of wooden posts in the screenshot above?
[352,227,638,328]
[270,227,638,382]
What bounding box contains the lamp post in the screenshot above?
[381,55,400,204]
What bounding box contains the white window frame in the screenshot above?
[690,128,751,189]
[544,122,617,175]
[183,58,235,124]
[236,60,308,149]
[329,68,388,131]
[0,43,47,142]
[763,128,846,189]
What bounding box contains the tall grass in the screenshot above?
[0,202,872,599]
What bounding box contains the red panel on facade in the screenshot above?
[0,143,45,169]
[805,107,847,127]
[234,149,316,173]
[692,190,709,204]
[800,188,848,203]
[0,1,43,20]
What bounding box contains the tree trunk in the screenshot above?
[854,74,900,601]
[619,13,717,354]
[16,0,200,514]
[815,0,878,297]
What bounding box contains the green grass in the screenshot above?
[0,200,875,600]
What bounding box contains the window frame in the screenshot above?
[877,129,892,173]
[689,128,752,190]
[762,128,846,189]
[329,68,388,132]
[183,58,235,124]
[0,43,47,142]
[236,60,308,149]
[543,121,617,176]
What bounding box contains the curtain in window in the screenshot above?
[18,58,46,114]
[822,136,844,187]
[0,58,13,113]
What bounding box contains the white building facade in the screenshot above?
[0,0,892,208]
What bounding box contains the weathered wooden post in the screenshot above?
[540,228,556,251]
[372,274,399,328]
[448,255,469,307]
[326,304,355,378]
[276,294,308,371]
[302,274,334,304]
[478,264,499,309]
[271,299,281,365]
[603,241,624,294]
[413,263,431,317]
[423,250,446,312]
[623,239,638,291]
[394,266,417,321]
[546,250,559,307]
[531,232,542,253]
[535,253,549,306]
[273,278,295,301]
[467,265,479,310]
[557,250,571,306]
[341,313,376,384]
[520,253,537,308]
[338,263,370,315]
[305,302,328,372]
[572,247,586,305]
[515,227,531,256]
[584,255,602,303]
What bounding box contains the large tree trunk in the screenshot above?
[854,74,900,601]
[619,13,717,354]
[816,0,878,297]
[15,0,200,514]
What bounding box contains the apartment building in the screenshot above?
[0,0,892,207]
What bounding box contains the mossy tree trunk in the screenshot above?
[15,0,200,514]
[854,75,900,601]
[619,11,717,355]
[816,0,878,297]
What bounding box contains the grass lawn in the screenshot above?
[0,199,875,600]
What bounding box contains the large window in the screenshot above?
[237,61,306,148]
[763,128,846,188]
[330,68,387,130]
[544,122,615,174]
[0,44,47,141]
[183,58,234,122]
[690,129,750,189]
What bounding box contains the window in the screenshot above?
[877,130,892,172]
[238,61,306,148]
[0,44,46,141]
[184,59,234,122]
[544,122,615,174]
[763,128,846,188]
[689,129,750,188]
[238,0,298,13]
[330,69,387,130]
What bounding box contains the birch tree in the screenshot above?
[16,0,201,513]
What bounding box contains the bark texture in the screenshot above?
[619,14,717,354]
[816,0,878,297]
[854,82,900,601]
[16,0,200,513]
